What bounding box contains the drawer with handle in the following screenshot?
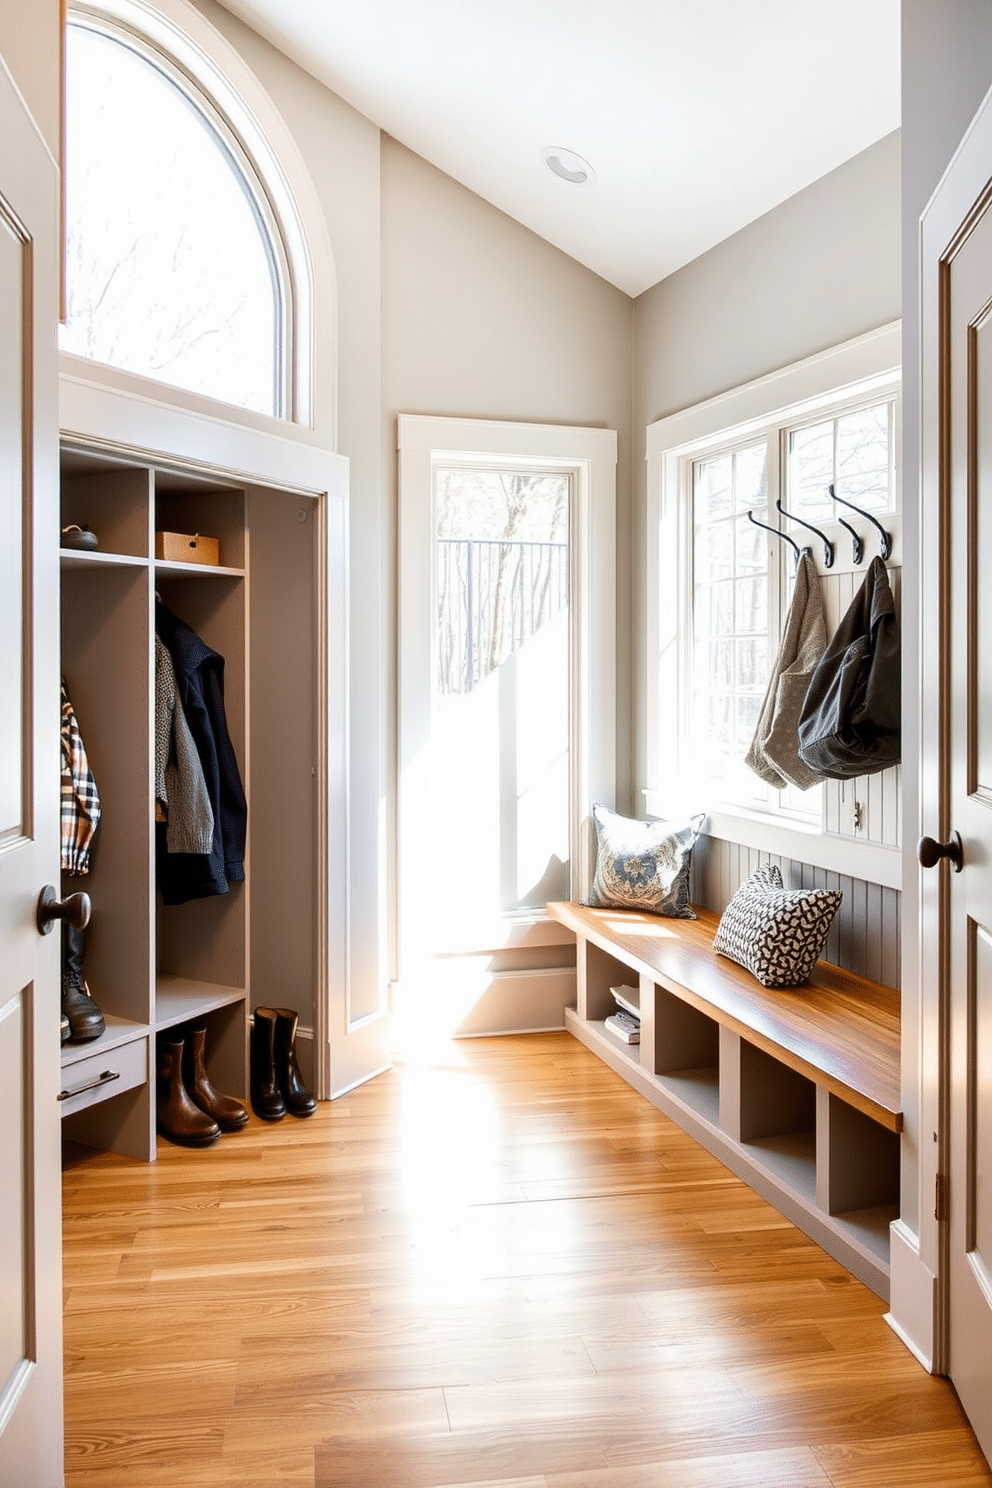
[59,1036,147,1116]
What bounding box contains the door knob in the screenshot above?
[917,831,963,873]
[36,885,91,935]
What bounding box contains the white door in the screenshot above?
[921,86,992,1461]
[0,54,65,1488]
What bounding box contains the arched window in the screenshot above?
[60,14,292,417]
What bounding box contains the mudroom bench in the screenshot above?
[547,900,901,1299]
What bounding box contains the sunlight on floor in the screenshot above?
[389,959,500,1066]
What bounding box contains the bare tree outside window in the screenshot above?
[431,465,571,912]
[435,468,568,694]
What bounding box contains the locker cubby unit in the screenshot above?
[548,900,901,1299]
[59,443,320,1161]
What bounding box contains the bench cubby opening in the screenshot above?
[578,939,636,1023]
[819,1089,901,1215]
[724,1033,818,1203]
[648,982,721,1126]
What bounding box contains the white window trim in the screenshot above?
[397,414,617,972]
[67,0,336,436]
[644,322,902,889]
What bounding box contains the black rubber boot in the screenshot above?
[250,1008,285,1121]
[62,923,105,1042]
[273,1007,317,1118]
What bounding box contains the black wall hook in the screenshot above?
[747,509,802,564]
[835,515,864,565]
[775,499,834,569]
[829,483,892,560]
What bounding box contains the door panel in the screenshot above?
[0,991,28,1387]
[970,923,992,1293]
[0,203,24,835]
[941,131,992,1461]
[0,50,63,1488]
[978,314,992,799]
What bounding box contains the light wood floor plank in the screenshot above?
[62,1031,991,1488]
[548,1443,833,1486]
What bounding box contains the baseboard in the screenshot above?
[886,1218,938,1372]
[449,967,575,1036]
[392,964,576,1040]
[452,1024,569,1039]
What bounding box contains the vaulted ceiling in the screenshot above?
[215,0,901,297]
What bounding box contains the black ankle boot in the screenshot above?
[250,1008,285,1121]
[182,1023,248,1132]
[62,923,105,1042]
[156,1037,221,1148]
[273,1007,316,1118]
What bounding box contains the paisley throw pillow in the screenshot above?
[588,806,704,918]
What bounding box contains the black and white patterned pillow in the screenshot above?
[588,806,704,918]
[712,864,841,987]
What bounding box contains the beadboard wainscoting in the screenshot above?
[692,834,901,990]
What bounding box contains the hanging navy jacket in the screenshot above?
[797,556,901,779]
[155,600,247,904]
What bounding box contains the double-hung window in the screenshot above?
[646,325,901,860]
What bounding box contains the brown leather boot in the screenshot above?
[273,1007,317,1118]
[156,1037,220,1148]
[182,1024,248,1132]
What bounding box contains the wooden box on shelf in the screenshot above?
[155,530,220,565]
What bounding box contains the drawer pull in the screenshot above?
[58,1069,121,1102]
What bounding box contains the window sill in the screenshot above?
[643,790,902,891]
[432,909,577,957]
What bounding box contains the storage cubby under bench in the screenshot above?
[547,900,901,1299]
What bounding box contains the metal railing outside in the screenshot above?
[436,538,568,695]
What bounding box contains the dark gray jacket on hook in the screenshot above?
[155,600,247,904]
[797,556,901,779]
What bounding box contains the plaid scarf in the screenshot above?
[61,681,101,875]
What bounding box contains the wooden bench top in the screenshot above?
[547,900,902,1132]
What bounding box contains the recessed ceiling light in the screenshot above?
[542,146,595,186]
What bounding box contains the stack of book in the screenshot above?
[604,983,641,1045]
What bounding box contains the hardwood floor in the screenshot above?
[62,1032,991,1487]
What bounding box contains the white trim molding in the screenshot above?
[59,365,358,1100]
[643,794,903,890]
[887,1219,939,1373]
